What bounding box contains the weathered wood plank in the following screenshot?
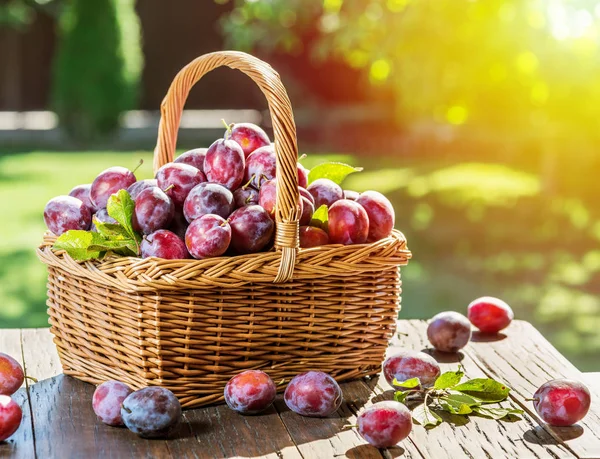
[19,328,175,458]
[0,330,35,459]
[20,329,61,381]
[18,328,303,459]
[582,373,600,394]
[467,320,600,459]
[341,378,425,458]
[388,320,576,459]
[273,384,389,459]
[169,402,303,459]
[5,323,598,458]
[274,377,429,459]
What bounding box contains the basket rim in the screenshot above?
[37,229,411,292]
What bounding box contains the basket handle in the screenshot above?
[153,51,299,283]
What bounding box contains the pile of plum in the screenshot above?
[43,122,395,260]
[0,297,592,445]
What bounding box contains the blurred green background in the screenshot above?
[1,0,599,371]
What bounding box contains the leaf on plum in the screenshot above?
[53,230,104,261]
[106,189,140,244]
[393,377,421,389]
[308,162,363,186]
[93,220,129,238]
[310,204,328,230]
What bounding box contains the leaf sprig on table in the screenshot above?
[53,189,142,261]
[394,367,524,428]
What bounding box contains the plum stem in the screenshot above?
[163,184,175,193]
[258,174,270,188]
[222,119,233,138]
[298,153,307,161]
[132,159,144,175]
[242,174,256,189]
[25,375,38,383]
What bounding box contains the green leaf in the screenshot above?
[310,204,329,231]
[454,378,511,402]
[53,230,105,261]
[439,393,480,415]
[434,368,465,390]
[439,400,473,415]
[106,189,141,254]
[394,391,409,403]
[88,239,138,257]
[308,162,363,185]
[412,403,442,428]
[444,392,481,407]
[93,219,131,239]
[392,377,421,389]
[106,190,136,235]
[472,406,524,420]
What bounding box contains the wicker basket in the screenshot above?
[36,51,411,409]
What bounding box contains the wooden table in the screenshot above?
[1,320,599,459]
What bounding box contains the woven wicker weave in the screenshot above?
[37,51,411,408]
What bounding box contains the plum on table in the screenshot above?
[284,371,343,417]
[121,387,182,438]
[0,353,24,396]
[533,379,591,426]
[92,380,133,426]
[224,370,276,414]
[427,311,472,353]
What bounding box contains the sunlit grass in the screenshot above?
[0,151,153,327]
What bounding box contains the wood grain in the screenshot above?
[467,320,600,459]
[16,328,304,459]
[170,402,303,459]
[582,373,600,393]
[0,330,35,459]
[2,324,599,458]
[385,320,576,459]
[273,381,388,459]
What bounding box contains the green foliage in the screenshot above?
[53,231,104,260]
[51,0,142,142]
[310,204,328,230]
[0,0,34,29]
[433,368,464,390]
[54,189,141,260]
[307,161,363,185]
[392,377,421,389]
[219,0,600,144]
[0,0,59,30]
[396,369,523,428]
